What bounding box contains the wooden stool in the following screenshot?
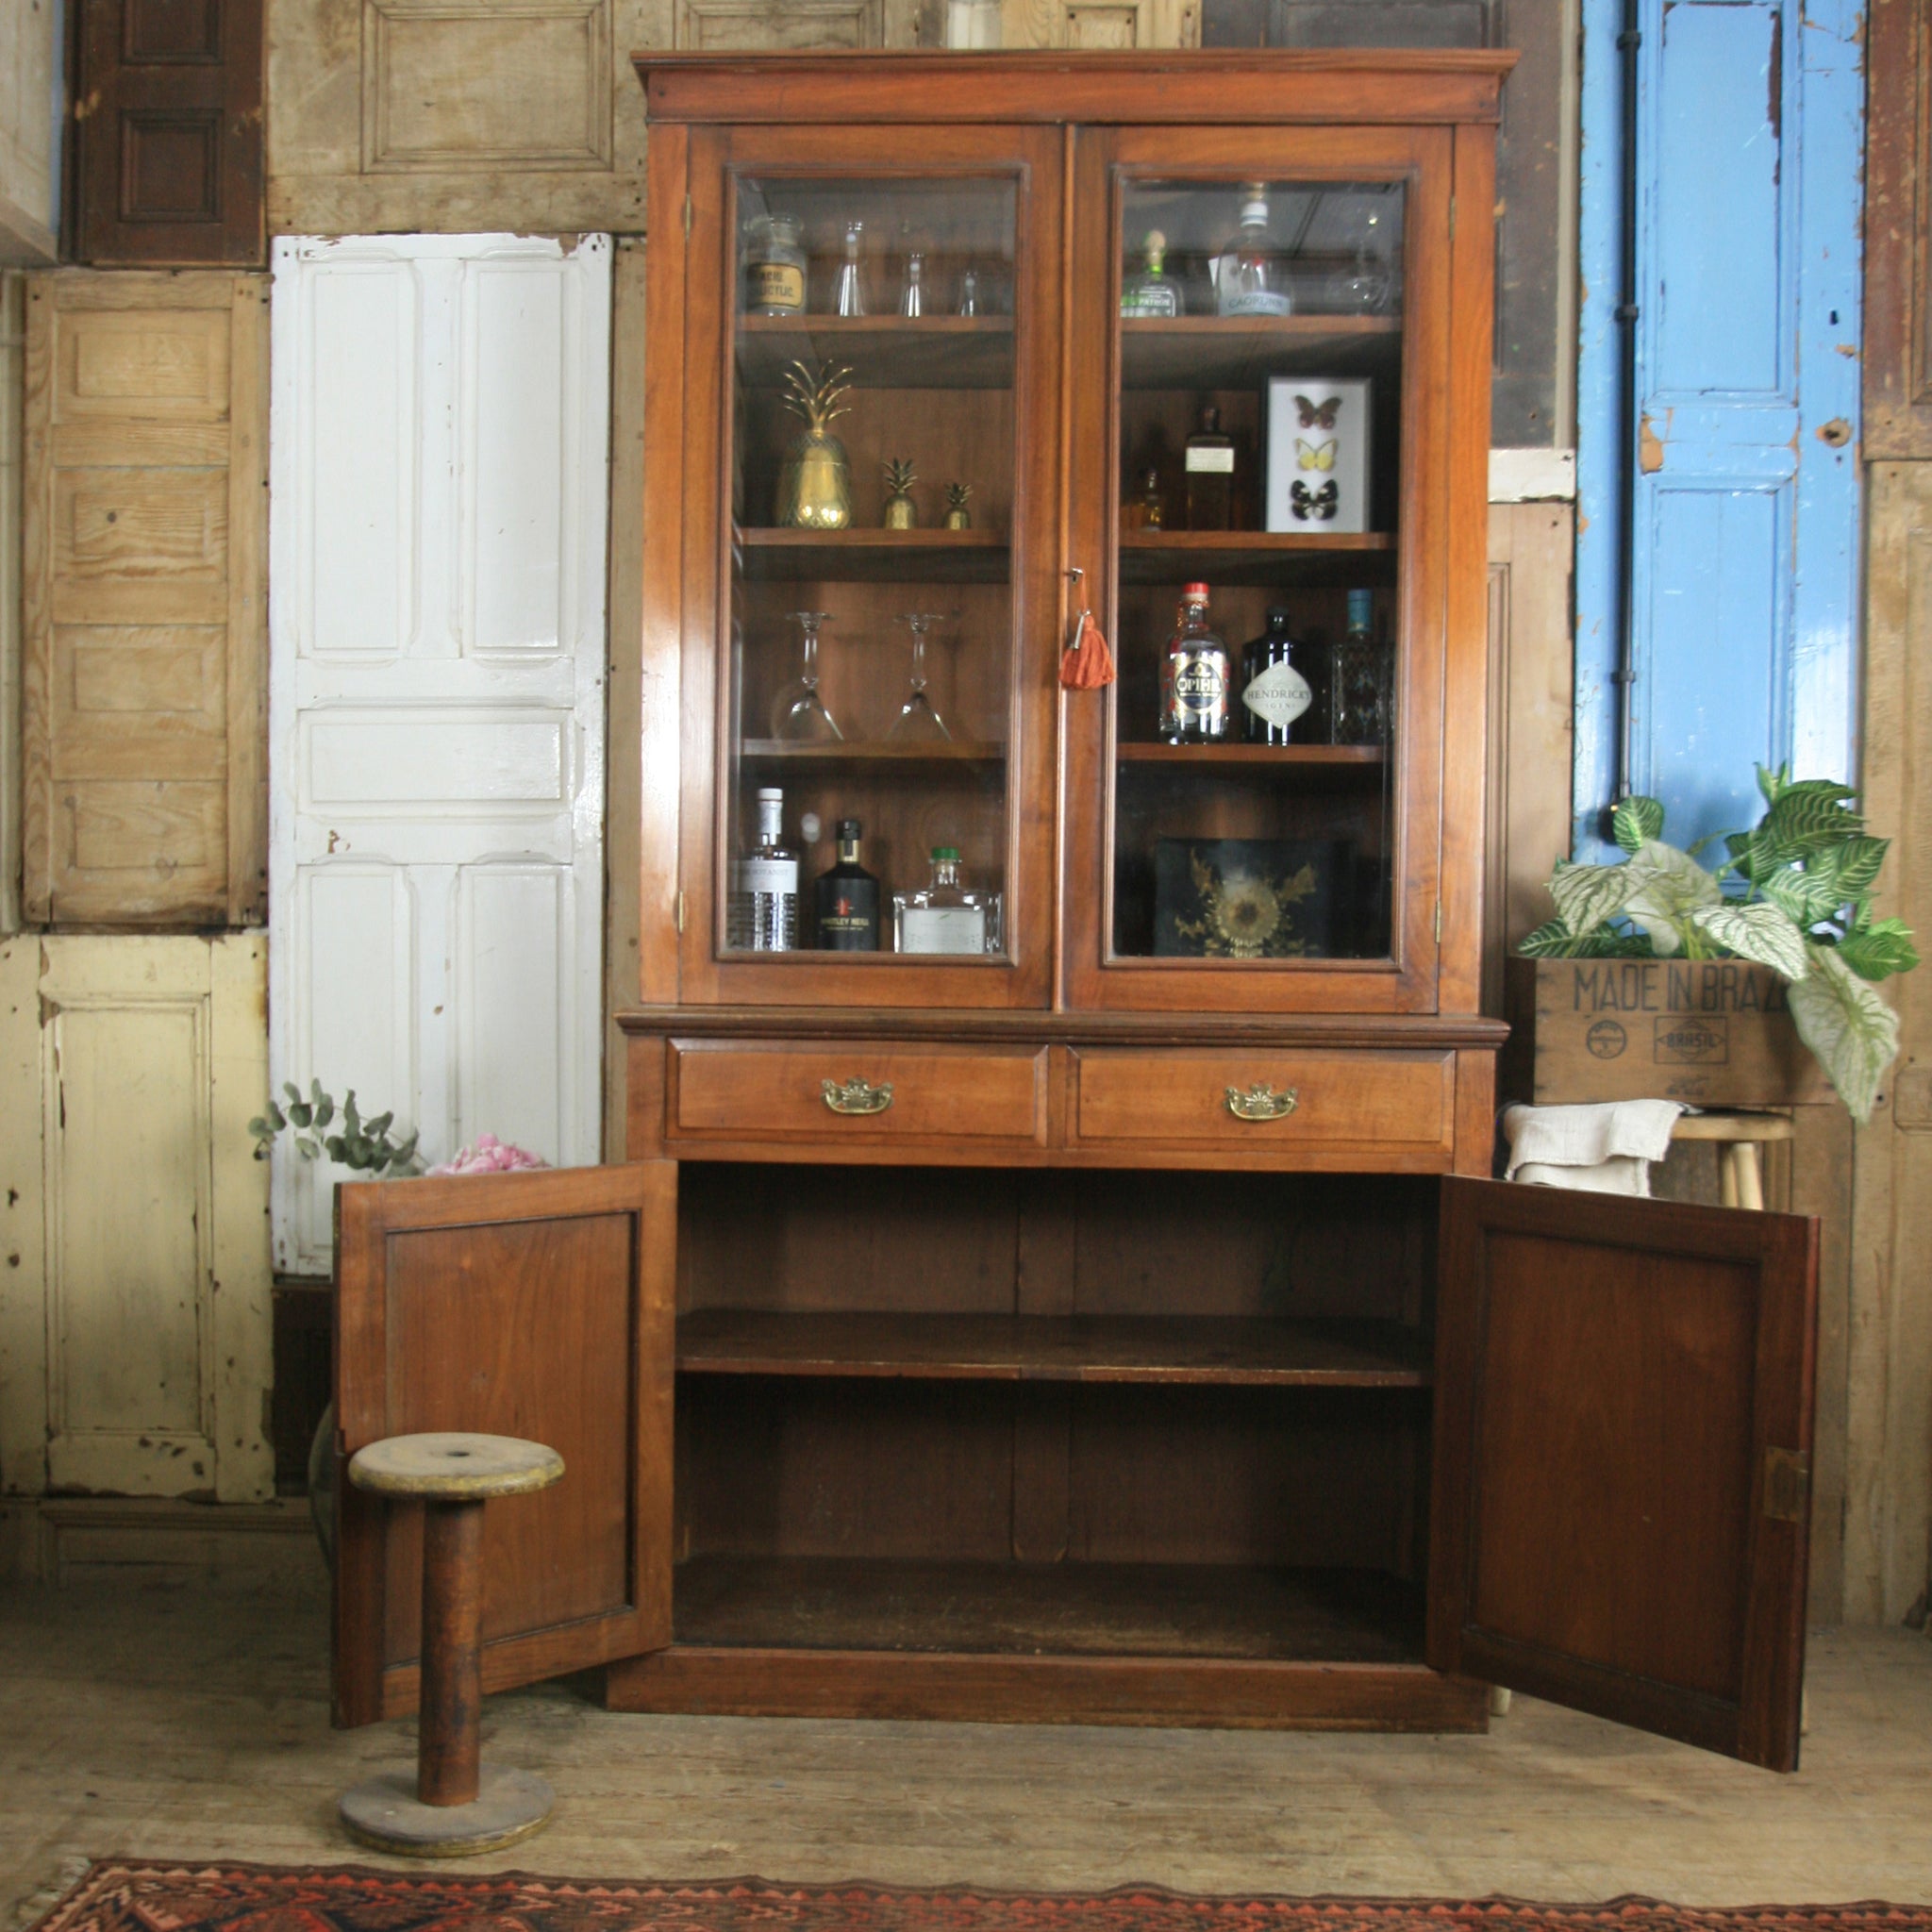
[338,1431,564,1857]
[1669,1110,1796,1211]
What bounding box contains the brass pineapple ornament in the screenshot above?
[882,457,919,529]
[777,360,855,529]
[943,481,973,530]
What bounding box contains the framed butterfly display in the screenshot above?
[1265,377,1371,534]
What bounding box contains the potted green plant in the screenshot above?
[1511,767,1917,1122]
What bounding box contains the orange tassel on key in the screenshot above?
[1059,608,1116,689]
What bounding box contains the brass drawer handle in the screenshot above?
[1225,1083,1298,1122]
[823,1076,893,1116]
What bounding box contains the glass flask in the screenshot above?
[833,220,868,317]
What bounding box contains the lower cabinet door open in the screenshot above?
[1427,1176,1818,1771]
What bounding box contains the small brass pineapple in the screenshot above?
[776,360,855,530]
[943,481,973,530]
[882,457,919,530]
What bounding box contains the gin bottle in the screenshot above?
[892,847,1001,955]
[814,818,880,951]
[731,786,798,950]
[1158,581,1232,744]
[1332,590,1393,746]
[1215,182,1293,318]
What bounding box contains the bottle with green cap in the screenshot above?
[891,845,1002,956]
[1333,588,1392,745]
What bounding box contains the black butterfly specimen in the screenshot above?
[1290,479,1340,521]
[1293,393,1342,429]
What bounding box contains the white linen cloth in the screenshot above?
[1501,1100,1687,1196]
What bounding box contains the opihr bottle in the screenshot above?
[1332,589,1393,745]
[893,847,1002,955]
[814,818,879,951]
[730,787,798,950]
[1241,607,1328,744]
[1159,581,1232,744]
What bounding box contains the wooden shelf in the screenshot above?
[676,1309,1427,1386]
[1119,531,1395,588]
[1116,741,1386,767]
[674,1554,1426,1662]
[738,526,1010,584]
[738,315,1015,390]
[740,739,1007,770]
[1121,315,1401,391]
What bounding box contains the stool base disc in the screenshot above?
[339,1767,554,1857]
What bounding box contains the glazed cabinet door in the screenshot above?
[1063,122,1490,1013]
[651,122,1063,1008]
[332,1164,675,1726]
[1428,1178,1818,1771]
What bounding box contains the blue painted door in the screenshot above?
[1574,0,1865,858]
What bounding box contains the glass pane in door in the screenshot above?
[1111,177,1404,963]
[725,175,1018,961]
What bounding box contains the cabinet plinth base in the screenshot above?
[604,1646,1490,1731]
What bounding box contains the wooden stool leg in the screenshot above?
[419,1498,483,1807]
[1720,1141,1741,1208]
[1734,1141,1765,1212]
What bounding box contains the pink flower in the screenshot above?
[425,1133,551,1177]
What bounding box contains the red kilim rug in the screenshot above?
[19,1865,1932,1932]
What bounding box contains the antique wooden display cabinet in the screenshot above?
[332,51,1819,1770]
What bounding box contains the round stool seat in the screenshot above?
[348,1432,563,1501]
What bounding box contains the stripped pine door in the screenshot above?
[268,234,610,1274]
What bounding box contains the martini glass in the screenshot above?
[886,612,951,742]
[770,610,842,741]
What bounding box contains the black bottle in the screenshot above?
[813,819,880,950]
[1240,607,1329,743]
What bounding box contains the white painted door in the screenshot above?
[268,234,609,1274]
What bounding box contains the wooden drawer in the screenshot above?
[1071,1049,1456,1159]
[669,1041,1050,1147]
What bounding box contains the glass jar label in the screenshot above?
[738,858,797,894]
[750,263,806,312]
[1174,657,1227,710]
[1242,659,1312,728]
[899,905,987,954]
[1184,447,1236,474]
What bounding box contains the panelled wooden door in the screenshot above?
[1428,1177,1818,1771]
[22,271,268,925]
[268,234,610,1274]
[332,1163,675,1726]
[68,0,266,266]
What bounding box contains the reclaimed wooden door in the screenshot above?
[332,1162,675,1726]
[267,233,610,1274]
[1428,1176,1818,1770]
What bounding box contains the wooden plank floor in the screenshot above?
[3,1572,1931,1915]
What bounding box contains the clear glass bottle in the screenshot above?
[1183,406,1235,530]
[957,266,980,317]
[743,212,808,316]
[833,220,868,317]
[892,846,1001,955]
[1241,607,1328,744]
[1120,228,1183,319]
[1332,589,1393,745]
[1122,465,1164,533]
[814,818,879,951]
[900,250,926,318]
[1215,182,1293,318]
[1158,581,1232,744]
[730,787,798,950]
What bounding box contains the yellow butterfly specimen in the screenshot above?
[1296,438,1338,472]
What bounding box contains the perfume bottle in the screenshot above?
[1215,182,1292,318]
[730,787,799,950]
[892,846,1001,955]
[1121,228,1183,319]
[1158,581,1232,744]
[833,221,867,317]
[814,818,880,951]
[1183,406,1235,530]
[1122,466,1164,533]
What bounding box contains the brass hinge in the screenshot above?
[684,194,693,238]
[1763,1446,1811,1523]
[675,891,688,934]
[1434,900,1442,944]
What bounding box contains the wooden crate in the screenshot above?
[1501,957,1835,1108]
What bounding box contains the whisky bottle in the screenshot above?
[1122,466,1164,533]
[1183,406,1235,531]
[1120,228,1184,319]
[1215,182,1293,318]
[813,818,880,951]
[731,786,798,949]
[1241,607,1327,744]
[1159,582,1232,744]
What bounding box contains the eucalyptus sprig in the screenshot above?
[1521,766,1919,1122]
[249,1080,425,1177]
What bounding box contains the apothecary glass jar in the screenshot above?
[744,213,808,315]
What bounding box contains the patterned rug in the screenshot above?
[20,1865,1932,1932]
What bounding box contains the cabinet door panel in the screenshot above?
[1428,1176,1817,1770]
[332,1162,675,1727]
